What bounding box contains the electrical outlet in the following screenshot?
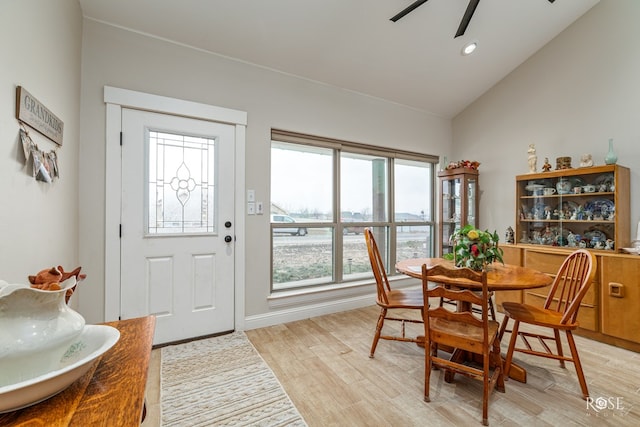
[256,202,263,214]
[247,189,255,202]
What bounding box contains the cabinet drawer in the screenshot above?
[523,291,598,331]
[524,250,598,305]
[525,251,566,275]
[600,257,640,343]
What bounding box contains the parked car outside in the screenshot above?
[271,214,308,236]
[342,221,365,235]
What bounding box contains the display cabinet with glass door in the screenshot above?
[438,167,479,256]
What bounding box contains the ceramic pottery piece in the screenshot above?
[0,278,85,385]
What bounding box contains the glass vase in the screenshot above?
[604,138,618,165]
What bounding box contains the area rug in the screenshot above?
[161,331,307,427]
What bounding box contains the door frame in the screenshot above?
[103,86,247,330]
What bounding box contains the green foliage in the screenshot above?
[443,224,504,271]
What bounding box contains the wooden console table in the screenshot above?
[0,316,155,426]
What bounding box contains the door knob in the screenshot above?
[224,235,233,243]
[225,221,232,228]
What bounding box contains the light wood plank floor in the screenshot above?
[145,305,640,426]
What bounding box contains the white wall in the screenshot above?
[0,1,82,291]
[453,0,640,240]
[78,19,451,324]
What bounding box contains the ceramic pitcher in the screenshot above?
[0,278,85,386]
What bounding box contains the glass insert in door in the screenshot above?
[147,131,216,235]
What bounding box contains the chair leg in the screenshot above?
[503,320,520,379]
[498,315,510,341]
[369,308,387,358]
[482,351,490,426]
[554,328,566,368]
[424,340,432,402]
[493,339,505,393]
[566,330,589,400]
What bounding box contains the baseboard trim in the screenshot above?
[243,294,375,330]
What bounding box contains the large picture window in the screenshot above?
[271,130,437,291]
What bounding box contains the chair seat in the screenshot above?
[431,318,500,352]
[385,288,424,308]
[502,302,578,330]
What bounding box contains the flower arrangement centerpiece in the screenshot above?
[444,224,504,271]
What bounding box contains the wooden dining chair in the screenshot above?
[365,228,424,358]
[421,264,505,426]
[499,249,595,400]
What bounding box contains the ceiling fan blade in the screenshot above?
[390,0,430,22]
[454,0,480,38]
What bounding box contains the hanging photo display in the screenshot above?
[20,127,59,182]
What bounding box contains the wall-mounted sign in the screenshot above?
[15,86,64,146]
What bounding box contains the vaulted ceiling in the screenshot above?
[79,0,599,118]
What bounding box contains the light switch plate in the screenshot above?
[247,202,255,215]
[247,189,255,202]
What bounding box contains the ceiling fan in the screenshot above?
[390,0,556,38]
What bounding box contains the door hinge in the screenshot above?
[119,224,122,238]
[120,131,123,146]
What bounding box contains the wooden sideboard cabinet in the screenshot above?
[496,245,640,352]
[500,165,640,352]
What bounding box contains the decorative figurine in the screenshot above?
[527,144,537,173]
[605,239,615,250]
[580,153,594,167]
[542,157,552,172]
[505,226,514,244]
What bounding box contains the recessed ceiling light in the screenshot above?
[461,41,478,56]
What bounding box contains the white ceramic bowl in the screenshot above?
[0,324,120,413]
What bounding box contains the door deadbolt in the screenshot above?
[225,221,232,228]
[224,235,233,243]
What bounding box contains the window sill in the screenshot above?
[267,275,419,309]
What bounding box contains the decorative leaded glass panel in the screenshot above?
[148,131,215,234]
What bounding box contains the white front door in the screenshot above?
[120,108,235,345]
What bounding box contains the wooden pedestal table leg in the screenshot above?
[505,360,527,382]
[444,348,466,383]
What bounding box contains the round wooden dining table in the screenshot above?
[395,257,552,292]
[395,257,553,383]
